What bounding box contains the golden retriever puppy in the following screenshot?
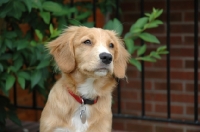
[40,26,130,132]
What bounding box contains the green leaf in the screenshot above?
[157,45,167,52]
[130,17,148,31]
[137,56,157,62]
[76,12,91,20]
[131,28,143,33]
[17,40,29,50]
[30,40,37,46]
[17,71,30,80]
[0,0,9,6]
[103,18,123,35]
[129,58,141,71]
[49,24,54,35]
[31,70,42,88]
[13,57,23,72]
[0,63,3,72]
[18,77,25,89]
[144,20,163,29]
[35,29,43,41]
[42,1,63,14]
[139,32,160,44]
[10,1,26,19]
[150,51,161,59]
[68,19,81,26]
[0,53,12,60]
[103,20,113,30]
[5,75,15,91]
[124,32,135,39]
[158,51,169,54]
[137,44,147,56]
[36,60,50,69]
[13,52,20,60]
[154,9,163,19]
[4,31,17,39]
[124,38,134,54]
[145,13,151,17]
[39,11,50,24]
[21,0,32,12]
[31,0,42,11]
[82,22,94,28]
[7,111,22,126]
[113,18,123,35]
[5,39,12,49]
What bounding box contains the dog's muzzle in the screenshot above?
[99,52,112,64]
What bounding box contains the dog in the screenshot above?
[40,26,130,132]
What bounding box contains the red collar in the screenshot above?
[67,89,98,105]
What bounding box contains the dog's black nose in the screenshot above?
[99,52,112,64]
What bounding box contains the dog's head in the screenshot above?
[47,26,130,78]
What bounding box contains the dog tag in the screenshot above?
[80,110,86,124]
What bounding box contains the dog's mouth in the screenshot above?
[94,68,109,76]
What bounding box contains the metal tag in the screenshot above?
[80,109,86,124]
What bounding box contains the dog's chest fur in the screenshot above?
[71,78,96,132]
[77,78,97,99]
[55,78,96,132]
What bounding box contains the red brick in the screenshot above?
[121,1,137,12]
[125,102,141,111]
[122,13,141,24]
[186,106,200,115]
[184,12,200,22]
[171,0,194,10]
[146,25,165,34]
[153,59,167,68]
[185,83,200,92]
[154,82,167,90]
[126,66,140,78]
[170,59,184,68]
[170,35,183,45]
[121,90,138,100]
[112,119,126,131]
[171,93,194,103]
[153,59,184,69]
[145,70,167,79]
[155,104,167,113]
[185,60,200,69]
[146,92,167,102]
[171,47,194,57]
[171,105,184,114]
[170,71,194,80]
[143,1,166,11]
[184,36,200,45]
[155,126,183,132]
[171,24,194,34]
[126,123,153,132]
[171,83,183,91]
[121,79,141,89]
[154,82,183,91]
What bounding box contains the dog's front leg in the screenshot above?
[87,113,112,132]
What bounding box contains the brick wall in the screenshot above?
[112,0,200,132]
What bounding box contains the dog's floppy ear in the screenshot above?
[113,36,130,79]
[47,26,79,73]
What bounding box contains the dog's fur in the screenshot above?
[40,26,130,132]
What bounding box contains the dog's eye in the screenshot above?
[83,40,91,45]
[109,43,114,48]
